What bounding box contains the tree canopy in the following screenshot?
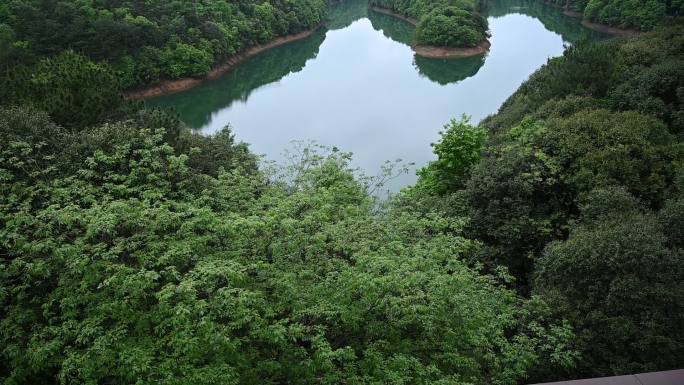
[0,0,326,87]
[369,0,489,47]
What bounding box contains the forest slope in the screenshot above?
[544,0,683,30]
[0,0,326,88]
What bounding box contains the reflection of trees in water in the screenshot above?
[326,0,369,30]
[414,55,485,85]
[483,0,606,43]
[366,9,414,46]
[148,30,327,129]
[367,9,485,85]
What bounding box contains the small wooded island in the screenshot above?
[370,0,491,58]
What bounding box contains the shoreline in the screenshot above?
[370,6,418,26]
[125,27,321,100]
[370,6,490,58]
[562,10,641,36]
[413,40,491,59]
[580,19,641,37]
[128,2,632,100]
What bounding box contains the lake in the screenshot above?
[148,0,605,192]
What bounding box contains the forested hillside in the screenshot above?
[0,0,325,87]
[1,0,683,384]
[369,0,489,47]
[544,0,683,30]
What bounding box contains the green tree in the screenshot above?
[416,6,487,47]
[534,187,684,376]
[1,50,123,128]
[418,116,487,193]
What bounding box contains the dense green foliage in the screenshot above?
[0,104,578,384]
[544,0,683,30]
[369,0,489,47]
[1,50,125,128]
[0,0,325,87]
[416,24,684,378]
[534,186,684,375]
[417,117,488,193]
[1,0,683,383]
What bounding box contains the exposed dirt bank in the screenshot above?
[414,40,490,58]
[563,10,583,19]
[580,20,641,37]
[370,6,490,58]
[125,28,321,100]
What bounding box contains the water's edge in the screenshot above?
[125,27,322,100]
[370,6,491,58]
[562,8,641,36]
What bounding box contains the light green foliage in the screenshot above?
[161,42,214,78]
[418,116,487,193]
[1,3,683,384]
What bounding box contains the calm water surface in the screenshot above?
[149,0,604,191]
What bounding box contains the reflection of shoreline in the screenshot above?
[370,6,491,58]
[126,27,322,100]
[485,0,616,43]
[561,9,640,36]
[413,55,485,85]
[371,6,418,25]
[147,30,326,129]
